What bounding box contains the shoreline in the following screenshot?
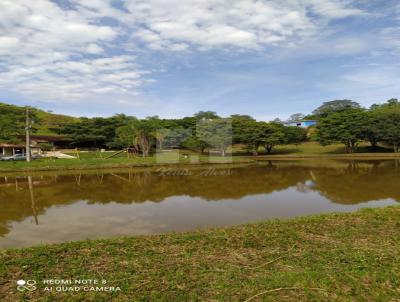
[255,153,400,160]
[1,206,399,300]
[0,153,399,173]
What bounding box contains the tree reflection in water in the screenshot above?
[0,160,398,241]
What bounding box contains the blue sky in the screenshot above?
[0,0,399,120]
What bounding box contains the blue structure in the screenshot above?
[286,120,317,128]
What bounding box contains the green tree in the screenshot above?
[262,123,286,153]
[0,104,26,141]
[113,118,140,149]
[163,128,191,149]
[231,114,256,144]
[287,113,305,122]
[370,100,400,152]
[236,120,265,156]
[230,114,255,121]
[365,98,400,151]
[316,109,368,153]
[233,120,287,155]
[134,119,160,157]
[197,118,232,156]
[152,128,171,151]
[193,111,220,120]
[376,112,400,152]
[370,98,399,110]
[313,100,361,117]
[181,136,210,154]
[362,111,381,150]
[0,104,40,142]
[113,118,160,156]
[284,126,307,145]
[60,115,133,148]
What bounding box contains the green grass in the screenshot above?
[231,142,397,157]
[0,150,253,173]
[273,142,394,155]
[0,143,399,173]
[1,206,399,301]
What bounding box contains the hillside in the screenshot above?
[33,108,80,136]
[0,102,79,138]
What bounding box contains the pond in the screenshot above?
[0,160,399,248]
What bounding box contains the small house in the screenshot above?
[0,144,42,156]
[0,135,70,157]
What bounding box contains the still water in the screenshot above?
[1,160,399,248]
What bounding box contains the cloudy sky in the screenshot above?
[0,0,399,120]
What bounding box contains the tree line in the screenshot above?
[313,99,400,153]
[56,111,307,156]
[0,98,399,155]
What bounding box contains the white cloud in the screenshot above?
[0,36,20,54]
[0,55,145,101]
[86,43,105,54]
[123,0,364,51]
[0,0,386,105]
[305,0,364,19]
[0,0,139,102]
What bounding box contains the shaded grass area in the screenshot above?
[1,206,399,301]
[273,142,394,155]
[225,142,397,158]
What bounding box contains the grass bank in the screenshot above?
[0,153,253,173]
[1,206,399,301]
[0,143,399,173]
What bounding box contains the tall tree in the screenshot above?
[135,119,159,157]
[152,128,171,151]
[113,118,140,149]
[236,120,265,156]
[376,112,400,152]
[316,109,368,153]
[163,128,192,149]
[231,114,256,144]
[313,100,361,117]
[60,115,133,148]
[262,123,286,153]
[288,113,305,122]
[370,100,400,152]
[193,111,220,120]
[197,118,232,156]
[284,126,308,145]
[234,120,287,155]
[181,136,210,154]
[362,111,381,150]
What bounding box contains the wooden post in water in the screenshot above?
[28,176,38,225]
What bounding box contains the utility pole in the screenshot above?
[25,107,31,162]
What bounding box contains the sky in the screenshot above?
[0,0,399,120]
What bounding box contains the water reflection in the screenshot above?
[0,160,399,248]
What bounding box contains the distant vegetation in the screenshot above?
[0,98,399,155]
[314,99,400,153]
[0,102,78,141]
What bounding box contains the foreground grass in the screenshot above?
[1,206,399,301]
